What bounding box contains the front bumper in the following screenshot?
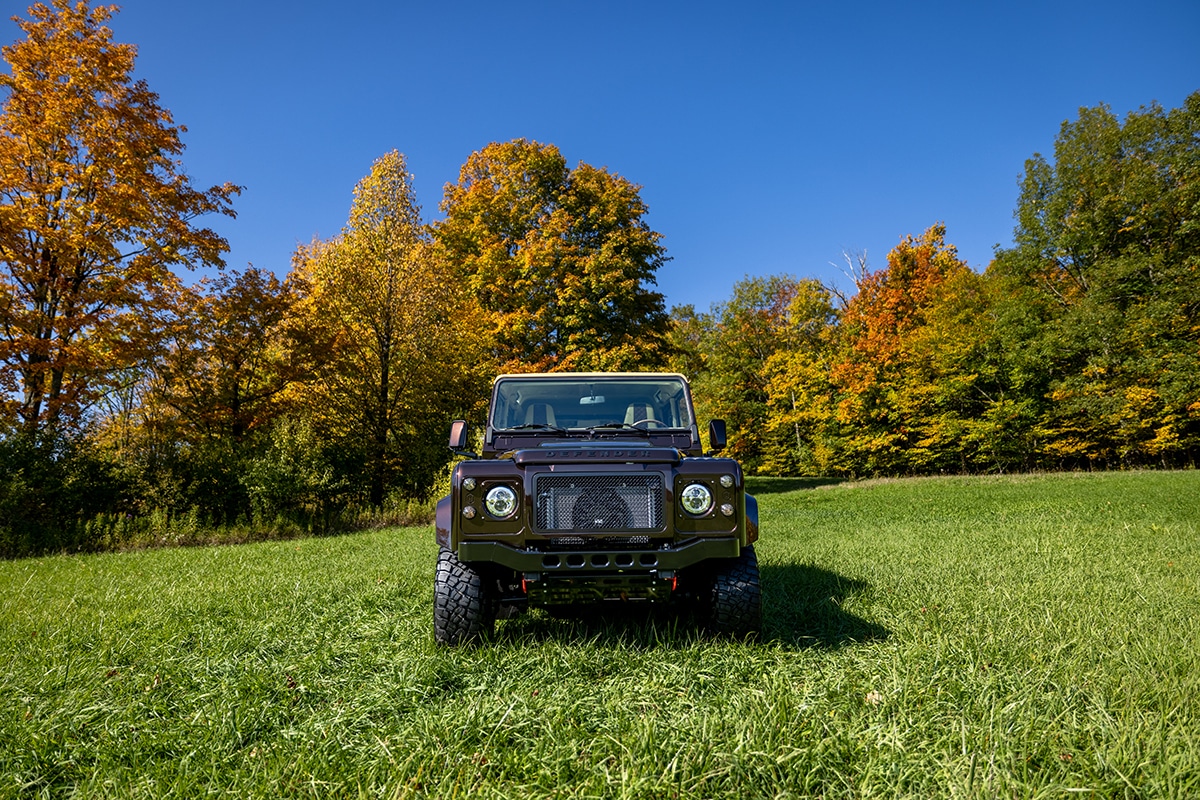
[457,536,740,573]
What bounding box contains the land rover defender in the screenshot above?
[434,372,760,644]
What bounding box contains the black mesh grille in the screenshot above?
[534,474,664,532]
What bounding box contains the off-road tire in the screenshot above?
[434,547,495,645]
[706,545,762,637]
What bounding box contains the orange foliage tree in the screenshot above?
[151,268,306,444]
[0,1,239,433]
[829,224,975,473]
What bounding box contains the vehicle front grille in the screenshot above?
[534,474,664,532]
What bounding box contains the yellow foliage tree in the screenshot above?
[289,151,486,505]
[436,139,670,373]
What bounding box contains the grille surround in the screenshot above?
[534,473,665,533]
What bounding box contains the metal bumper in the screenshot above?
[457,536,740,574]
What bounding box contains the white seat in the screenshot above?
[525,403,557,426]
[623,403,658,426]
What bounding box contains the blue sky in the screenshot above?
[7,0,1197,311]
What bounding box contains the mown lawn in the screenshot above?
[2,471,1198,798]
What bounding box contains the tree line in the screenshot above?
[1,2,1196,556]
[0,2,675,555]
[677,93,1200,477]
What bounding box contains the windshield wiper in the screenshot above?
[507,423,569,435]
[584,423,651,438]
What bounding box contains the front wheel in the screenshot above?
[705,545,762,637]
[434,548,495,645]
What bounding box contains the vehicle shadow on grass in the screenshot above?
[760,562,890,648]
[490,563,888,650]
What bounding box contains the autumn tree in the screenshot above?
[74,268,306,524]
[436,139,670,373]
[0,1,239,434]
[671,275,816,472]
[829,224,974,474]
[150,268,305,444]
[291,151,485,506]
[761,280,840,474]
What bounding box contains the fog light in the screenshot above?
[720,503,735,517]
[462,505,477,519]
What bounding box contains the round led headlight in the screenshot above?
[680,482,714,516]
[484,485,518,518]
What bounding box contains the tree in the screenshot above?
[678,274,813,472]
[998,93,1200,467]
[829,224,974,474]
[151,268,306,445]
[78,268,307,526]
[762,280,840,474]
[291,151,485,506]
[0,1,239,433]
[436,139,670,372]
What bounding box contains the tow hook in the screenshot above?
[522,572,541,594]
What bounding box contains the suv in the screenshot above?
[434,372,760,644]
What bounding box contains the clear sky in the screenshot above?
[6,0,1197,311]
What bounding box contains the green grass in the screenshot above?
[2,471,1199,798]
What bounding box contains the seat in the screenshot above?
[623,403,658,426]
[524,403,557,426]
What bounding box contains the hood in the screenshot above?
[510,447,682,466]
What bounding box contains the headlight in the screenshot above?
[679,482,714,516]
[484,485,518,518]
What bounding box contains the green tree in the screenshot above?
[0,1,239,433]
[997,93,1200,467]
[436,139,670,372]
[244,415,348,532]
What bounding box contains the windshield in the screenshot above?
[490,375,694,432]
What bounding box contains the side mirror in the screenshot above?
[707,419,727,454]
[448,420,477,458]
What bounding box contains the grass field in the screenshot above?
[2,471,1198,798]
